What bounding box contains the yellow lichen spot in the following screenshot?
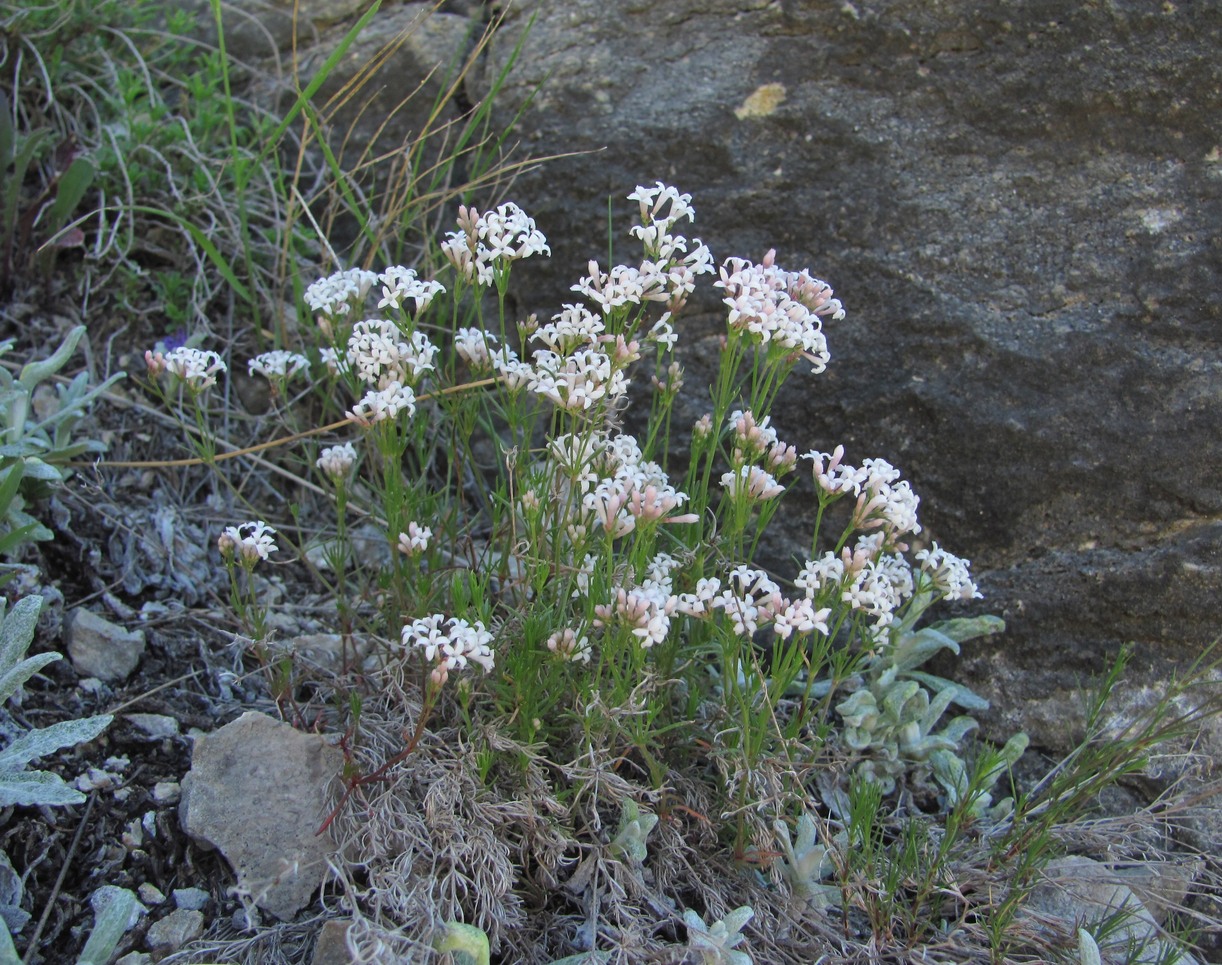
[734,83,787,120]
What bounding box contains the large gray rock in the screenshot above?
[179,712,343,921]
[465,0,1220,761]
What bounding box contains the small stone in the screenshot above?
[141,811,157,837]
[145,908,204,952]
[125,713,180,740]
[152,781,181,805]
[310,919,353,965]
[64,608,145,682]
[115,953,152,965]
[173,887,209,911]
[137,883,166,905]
[122,818,143,849]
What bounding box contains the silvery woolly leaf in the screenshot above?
[0,595,41,674]
[18,326,84,392]
[0,651,59,705]
[79,886,140,965]
[0,714,112,770]
[0,769,84,807]
[1077,928,1103,965]
[906,670,991,712]
[930,615,1006,644]
[889,627,961,672]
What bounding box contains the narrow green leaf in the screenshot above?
[256,0,383,169]
[127,205,253,303]
[45,156,96,231]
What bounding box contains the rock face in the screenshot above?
[179,712,343,921]
[467,1,1220,756]
[226,2,1220,764]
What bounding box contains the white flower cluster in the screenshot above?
[802,449,921,542]
[795,533,917,638]
[548,432,695,539]
[720,464,785,502]
[441,202,550,285]
[914,542,981,601]
[401,614,495,686]
[564,182,714,318]
[304,268,379,318]
[547,628,591,664]
[346,318,438,389]
[397,522,432,556]
[529,347,628,413]
[248,350,309,381]
[217,520,278,566]
[592,551,684,648]
[376,266,445,314]
[155,346,227,390]
[346,382,416,426]
[728,409,797,474]
[710,565,830,640]
[715,249,842,373]
[316,442,357,479]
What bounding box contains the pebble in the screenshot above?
[145,908,204,952]
[152,781,181,805]
[125,713,180,740]
[137,883,166,906]
[173,887,209,911]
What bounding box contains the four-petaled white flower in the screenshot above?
[316,442,357,479]
[547,628,591,664]
[401,614,496,686]
[163,347,227,390]
[218,521,278,566]
[397,522,432,556]
[248,350,309,381]
[347,382,416,425]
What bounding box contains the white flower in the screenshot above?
[163,347,227,390]
[547,628,591,664]
[454,328,498,370]
[304,268,379,318]
[529,348,627,412]
[720,465,785,501]
[573,261,658,312]
[851,459,921,538]
[316,442,357,479]
[627,182,695,232]
[915,542,981,601]
[347,382,416,425]
[218,521,277,565]
[401,614,495,685]
[479,202,550,261]
[377,266,445,313]
[532,304,605,353]
[248,350,309,381]
[802,445,862,496]
[795,554,845,599]
[441,202,549,286]
[347,318,438,388]
[397,522,432,556]
[714,250,841,373]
